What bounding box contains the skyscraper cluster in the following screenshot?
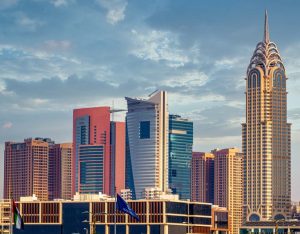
[4,91,193,202]
[4,138,72,201]
[191,148,243,233]
[2,11,292,234]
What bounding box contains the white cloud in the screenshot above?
[51,0,67,7]
[163,71,209,87]
[0,0,18,9]
[0,45,83,81]
[96,0,127,25]
[2,122,13,129]
[131,29,189,68]
[214,57,244,69]
[16,14,43,32]
[50,0,75,7]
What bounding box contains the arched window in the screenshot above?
[252,73,257,88]
[248,75,251,89]
[248,70,260,89]
[249,213,260,222]
[273,69,285,88]
[274,214,285,221]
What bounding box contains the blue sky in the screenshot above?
[1,0,300,200]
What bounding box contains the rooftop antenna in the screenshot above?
[264,9,270,43]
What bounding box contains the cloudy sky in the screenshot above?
[1,0,300,200]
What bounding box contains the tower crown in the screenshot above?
[247,11,285,76]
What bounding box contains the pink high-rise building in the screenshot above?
[73,107,125,196]
[110,122,125,195]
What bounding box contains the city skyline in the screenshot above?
[1,0,300,201]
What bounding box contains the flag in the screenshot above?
[12,200,24,230]
[116,194,139,221]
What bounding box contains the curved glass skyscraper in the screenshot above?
[125,91,169,199]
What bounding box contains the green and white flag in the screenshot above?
[12,200,24,230]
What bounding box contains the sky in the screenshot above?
[0,0,300,200]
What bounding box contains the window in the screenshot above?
[172,169,177,177]
[140,121,150,139]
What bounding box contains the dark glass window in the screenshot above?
[190,204,211,216]
[190,217,211,225]
[166,202,187,214]
[129,225,147,234]
[140,121,150,139]
[172,169,177,177]
[150,225,161,234]
[167,216,187,223]
[62,203,89,234]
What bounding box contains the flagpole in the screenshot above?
[114,186,116,234]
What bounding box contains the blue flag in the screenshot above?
[116,194,140,221]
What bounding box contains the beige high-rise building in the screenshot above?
[242,11,291,221]
[214,148,243,234]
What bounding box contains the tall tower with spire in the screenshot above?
[242,11,291,221]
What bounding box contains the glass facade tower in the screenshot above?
[125,91,169,199]
[168,115,193,200]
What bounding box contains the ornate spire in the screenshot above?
[264,10,270,43]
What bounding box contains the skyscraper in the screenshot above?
[73,107,111,195]
[73,107,126,196]
[169,114,193,199]
[242,11,291,221]
[214,148,243,234]
[49,143,73,200]
[191,152,215,203]
[59,143,73,200]
[4,138,49,201]
[125,91,169,199]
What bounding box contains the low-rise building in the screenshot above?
[0,199,229,234]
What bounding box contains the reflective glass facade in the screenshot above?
[79,145,104,193]
[168,115,193,200]
[125,91,169,199]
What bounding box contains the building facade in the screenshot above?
[125,91,169,199]
[79,145,104,194]
[214,148,243,234]
[48,143,73,200]
[191,152,215,203]
[73,107,111,195]
[73,107,126,196]
[4,138,49,201]
[110,121,126,195]
[0,199,229,234]
[168,115,193,200]
[59,143,73,200]
[242,11,291,221]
